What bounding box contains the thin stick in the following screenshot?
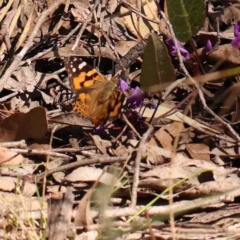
[0,140,26,148]
[36,154,129,182]
[131,125,153,208]
[0,91,18,102]
[122,113,141,139]
[42,125,59,196]
[10,148,71,160]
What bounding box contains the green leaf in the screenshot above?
[140,33,175,93]
[167,0,205,42]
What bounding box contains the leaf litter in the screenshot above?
[0,0,240,239]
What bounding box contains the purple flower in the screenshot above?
[119,79,129,91]
[127,86,144,109]
[165,38,190,59]
[118,79,144,109]
[234,22,240,37]
[202,40,212,54]
[231,22,240,47]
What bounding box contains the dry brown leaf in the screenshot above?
[141,164,201,185]
[142,143,166,165]
[10,97,25,112]
[23,101,40,112]
[0,192,47,214]
[115,40,138,56]
[50,112,94,128]
[140,169,239,198]
[90,135,112,154]
[74,187,94,227]
[0,147,25,165]
[0,177,16,191]
[71,2,90,22]
[88,15,128,40]
[139,177,191,193]
[7,65,37,92]
[142,151,229,187]
[28,143,51,150]
[1,162,35,178]
[38,90,54,104]
[173,154,227,174]
[205,43,240,67]
[46,159,65,182]
[47,185,67,195]
[106,0,118,13]
[65,166,121,187]
[0,106,48,142]
[0,176,36,197]
[21,181,37,197]
[220,4,240,25]
[140,104,220,134]
[186,144,210,161]
[120,0,159,39]
[113,144,131,156]
[185,174,240,197]
[211,146,239,157]
[190,205,240,223]
[129,69,141,81]
[149,122,184,151]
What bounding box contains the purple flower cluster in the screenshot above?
[202,40,212,54]
[231,21,240,48]
[119,79,144,109]
[165,38,213,58]
[165,38,190,60]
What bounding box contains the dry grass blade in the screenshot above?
[14,6,34,51]
[0,5,22,56]
[0,9,16,58]
[0,5,21,56]
[0,0,14,22]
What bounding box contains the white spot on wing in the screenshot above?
[78,62,87,70]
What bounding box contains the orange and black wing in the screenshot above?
[64,57,125,125]
[64,57,107,119]
[64,57,107,90]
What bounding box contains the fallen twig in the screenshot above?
[131,125,154,208]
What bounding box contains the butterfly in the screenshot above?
[64,57,126,126]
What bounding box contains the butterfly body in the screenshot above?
[64,57,125,126]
